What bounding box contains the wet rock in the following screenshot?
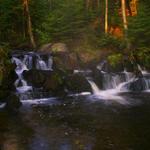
[1,68,17,91]
[5,93,22,112]
[65,73,92,93]
[129,78,148,91]
[51,43,68,53]
[39,43,79,71]
[23,69,49,88]
[39,43,52,53]
[78,51,99,65]
[43,71,64,92]
[23,69,66,96]
[92,69,103,89]
[39,42,68,54]
[53,52,79,71]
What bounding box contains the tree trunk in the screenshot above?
[121,0,128,32]
[105,0,108,33]
[121,0,130,50]
[23,0,36,49]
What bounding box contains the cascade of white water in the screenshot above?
[24,55,33,69]
[102,73,126,90]
[47,56,53,70]
[137,64,148,75]
[96,61,107,71]
[12,53,53,95]
[86,78,125,103]
[36,54,53,70]
[12,57,32,93]
[86,78,100,95]
[85,66,150,103]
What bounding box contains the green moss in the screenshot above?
[108,53,123,67]
[135,47,150,68]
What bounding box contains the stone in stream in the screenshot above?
[129,78,149,91]
[5,93,22,112]
[0,61,22,111]
[65,73,92,93]
[39,43,79,71]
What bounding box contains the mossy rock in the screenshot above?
[65,73,92,93]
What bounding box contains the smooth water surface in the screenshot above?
[0,92,150,150]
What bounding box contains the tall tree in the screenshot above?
[105,0,108,33]
[121,0,128,34]
[23,0,36,48]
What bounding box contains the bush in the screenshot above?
[135,47,150,69]
[97,35,126,50]
[108,53,123,67]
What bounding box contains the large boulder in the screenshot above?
[23,69,65,96]
[43,71,67,97]
[39,43,79,71]
[51,43,68,53]
[39,42,68,54]
[65,73,92,93]
[39,43,52,53]
[23,69,52,88]
[92,69,103,89]
[128,78,148,91]
[53,52,79,71]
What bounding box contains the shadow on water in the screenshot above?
[0,92,150,150]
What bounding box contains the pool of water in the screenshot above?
[0,92,150,150]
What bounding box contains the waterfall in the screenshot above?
[96,60,107,71]
[12,52,150,104]
[86,77,126,103]
[12,52,53,95]
[86,77,100,95]
[85,65,150,103]
[137,64,148,75]
[12,57,32,93]
[36,54,53,71]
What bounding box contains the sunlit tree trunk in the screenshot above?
[130,0,137,16]
[121,0,131,50]
[121,0,128,33]
[105,0,108,33]
[23,0,36,48]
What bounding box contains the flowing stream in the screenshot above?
[1,52,150,150]
[12,52,53,102]
[11,52,150,105]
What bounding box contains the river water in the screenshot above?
[0,53,150,150]
[0,92,150,150]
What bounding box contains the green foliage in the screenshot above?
[0,0,23,46]
[0,0,149,71]
[37,0,87,44]
[0,0,48,47]
[134,47,150,69]
[97,35,126,50]
[108,53,123,67]
[128,1,150,48]
[109,0,121,26]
